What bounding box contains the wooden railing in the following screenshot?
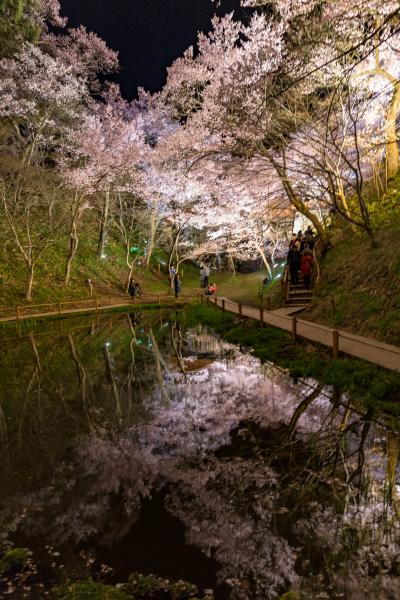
[281,265,290,302]
[206,295,400,373]
[0,292,198,323]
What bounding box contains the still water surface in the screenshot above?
[0,309,400,599]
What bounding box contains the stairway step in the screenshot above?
[289,292,312,298]
[285,302,311,307]
[286,298,312,304]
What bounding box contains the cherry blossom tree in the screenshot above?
[160,0,400,251]
[64,86,146,267]
[0,43,87,299]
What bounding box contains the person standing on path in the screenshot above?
[297,231,306,252]
[289,233,297,249]
[174,273,181,298]
[287,243,301,284]
[169,265,177,290]
[301,249,314,289]
[128,278,136,298]
[304,226,315,250]
[203,265,210,288]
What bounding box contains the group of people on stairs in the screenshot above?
[287,226,315,289]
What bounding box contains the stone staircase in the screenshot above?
[285,278,313,307]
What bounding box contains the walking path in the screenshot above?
[211,296,400,373]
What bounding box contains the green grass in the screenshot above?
[303,212,400,345]
[210,270,281,307]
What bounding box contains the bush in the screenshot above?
[52,580,131,600]
[0,547,31,574]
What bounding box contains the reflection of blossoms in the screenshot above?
[2,326,400,599]
[165,458,298,599]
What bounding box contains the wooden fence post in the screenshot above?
[238,303,243,318]
[222,299,225,312]
[16,306,20,322]
[291,317,297,342]
[158,295,161,306]
[259,307,264,328]
[95,297,99,314]
[58,302,61,316]
[332,330,339,359]
[266,296,271,310]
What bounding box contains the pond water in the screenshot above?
[0,309,400,599]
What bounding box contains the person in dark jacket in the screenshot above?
[304,226,315,250]
[174,273,181,298]
[128,279,141,299]
[128,278,136,298]
[297,230,306,252]
[287,244,301,284]
[301,249,314,289]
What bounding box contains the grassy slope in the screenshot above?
[287,172,400,346]
[301,222,400,346]
[0,209,277,309]
[0,219,196,307]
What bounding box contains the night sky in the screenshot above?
[60,0,244,100]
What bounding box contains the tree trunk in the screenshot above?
[282,177,328,247]
[266,151,329,249]
[227,254,236,275]
[146,207,158,269]
[168,227,182,288]
[98,188,110,258]
[256,243,273,279]
[26,262,35,301]
[64,215,79,286]
[125,259,135,293]
[385,82,400,179]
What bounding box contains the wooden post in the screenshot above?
[266,296,271,310]
[291,317,297,342]
[58,302,61,316]
[332,330,339,359]
[158,295,161,306]
[222,299,225,312]
[259,307,264,328]
[213,296,217,309]
[95,297,99,314]
[238,303,243,318]
[16,306,20,322]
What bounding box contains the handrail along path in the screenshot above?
[207,295,400,373]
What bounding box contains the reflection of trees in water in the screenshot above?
[185,325,233,357]
[1,319,400,598]
[0,313,168,495]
